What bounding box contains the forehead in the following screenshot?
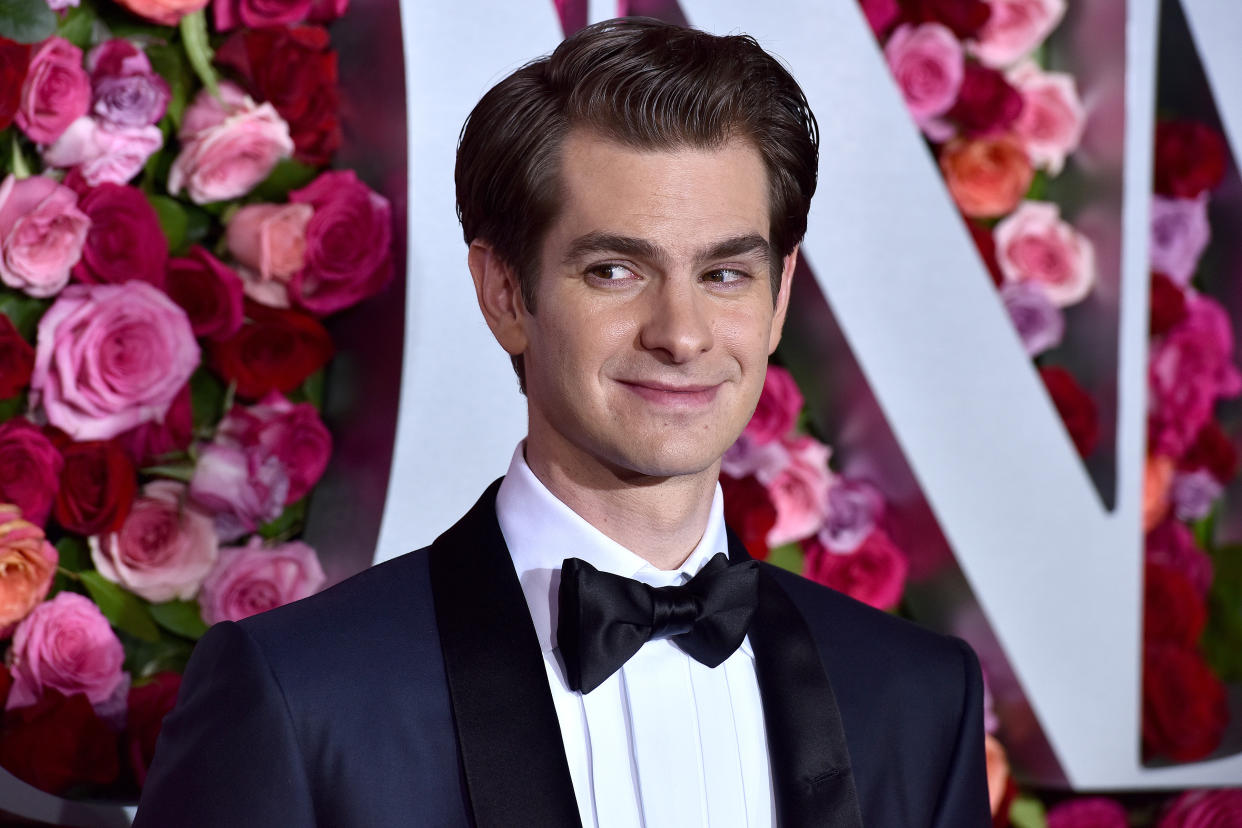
[546,129,771,255]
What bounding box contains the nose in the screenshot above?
[638,280,713,363]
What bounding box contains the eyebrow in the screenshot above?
[561,232,772,270]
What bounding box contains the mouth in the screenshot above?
[617,379,721,408]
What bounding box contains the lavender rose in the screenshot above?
[819,477,886,554]
[30,282,200,441]
[199,537,325,624]
[0,174,90,298]
[1000,280,1065,356]
[1170,469,1223,522]
[169,82,293,205]
[1150,195,1210,287]
[16,38,90,145]
[90,480,218,604]
[189,442,288,542]
[720,433,787,481]
[995,200,1096,307]
[86,40,170,129]
[6,592,127,714]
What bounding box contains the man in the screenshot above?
[136,18,989,827]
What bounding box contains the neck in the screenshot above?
[523,441,719,571]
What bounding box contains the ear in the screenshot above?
[767,245,797,354]
[468,240,529,357]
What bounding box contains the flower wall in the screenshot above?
[0,0,394,800]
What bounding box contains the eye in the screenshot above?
[702,268,749,285]
[585,263,639,283]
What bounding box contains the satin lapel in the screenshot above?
[429,480,582,828]
[728,531,864,828]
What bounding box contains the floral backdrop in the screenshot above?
[0,0,391,798]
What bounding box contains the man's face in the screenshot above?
[516,129,794,483]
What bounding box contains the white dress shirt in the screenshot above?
[495,444,775,828]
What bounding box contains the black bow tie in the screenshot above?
[556,552,760,694]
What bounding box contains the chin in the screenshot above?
[600,438,729,481]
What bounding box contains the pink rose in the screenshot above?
[216,392,331,504]
[42,116,163,187]
[757,435,833,547]
[1047,797,1128,828]
[802,528,909,610]
[199,537,325,624]
[164,246,245,341]
[189,442,289,542]
[225,202,313,307]
[1149,293,1242,458]
[16,38,90,145]
[90,481,217,604]
[30,282,200,441]
[819,477,885,554]
[1008,61,1085,175]
[1145,518,1213,600]
[0,419,63,529]
[6,592,127,714]
[1150,195,1210,287]
[884,23,965,125]
[0,505,57,636]
[214,0,312,30]
[1159,789,1242,828]
[994,201,1096,307]
[743,365,804,446]
[168,82,293,205]
[969,0,1066,68]
[288,170,393,315]
[0,174,90,298]
[86,40,169,130]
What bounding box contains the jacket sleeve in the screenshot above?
[133,620,317,827]
[931,637,993,828]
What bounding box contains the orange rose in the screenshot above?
[0,505,58,635]
[113,0,208,25]
[985,734,1010,816]
[939,136,1034,218]
[1143,455,1175,531]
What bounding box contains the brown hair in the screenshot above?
[455,17,819,384]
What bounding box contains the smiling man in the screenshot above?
[136,18,990,828]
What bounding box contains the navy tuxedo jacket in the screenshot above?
[136,481,990,827]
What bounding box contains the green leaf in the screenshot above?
[149,599,209,640]
[0,0,57,44]
[140,461,196,482]
[55,536,91,572]
[55,2,96,49]
[189,367,227,431]
[145,42,189,129]
[120,630,195,679]
[1192,505,1218,553]
[149,194,189,253]
[79,570,161,642]
[0,392,24,421]
[1009,795,1048,828]
[0,287,51,340]
[289,368,326,408]
[183,202,214,247]
[259,497,307,541]
[252,158,318,203]
[8,130,31,179]
[766,543,803,575]
[179,10,218,97]
[1203,545,1242,680]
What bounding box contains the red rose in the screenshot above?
[215,26,340,166]
[0,664,11,707]
[117,383,194,466]
[859,0,900,38]
[1142,643,1227,762]
[1178,420,1238,485]
[897,0,991,38]
[948,62,1023,136]
[1154,121,1227,199]
[1149,272,1187,337]
[0,39,30,132]
[52,437,138,536]
[126,671,181,786]
[0,314,35,399]
[1144,563,1205,647]
[1039,366,1099,457]
[165,245,245,341]
[214,0,311,29]
[71,183,168,289]
[965,218,1003,286]
[802,529,909,611]
[0,689,119,795]
[721,473,778,560]
[0,419,63,528]
[209,302,333,400]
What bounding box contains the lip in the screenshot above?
[618,379,721,408]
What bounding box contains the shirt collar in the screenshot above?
[495,442,745,657]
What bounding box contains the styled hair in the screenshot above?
[455,17,819,385]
